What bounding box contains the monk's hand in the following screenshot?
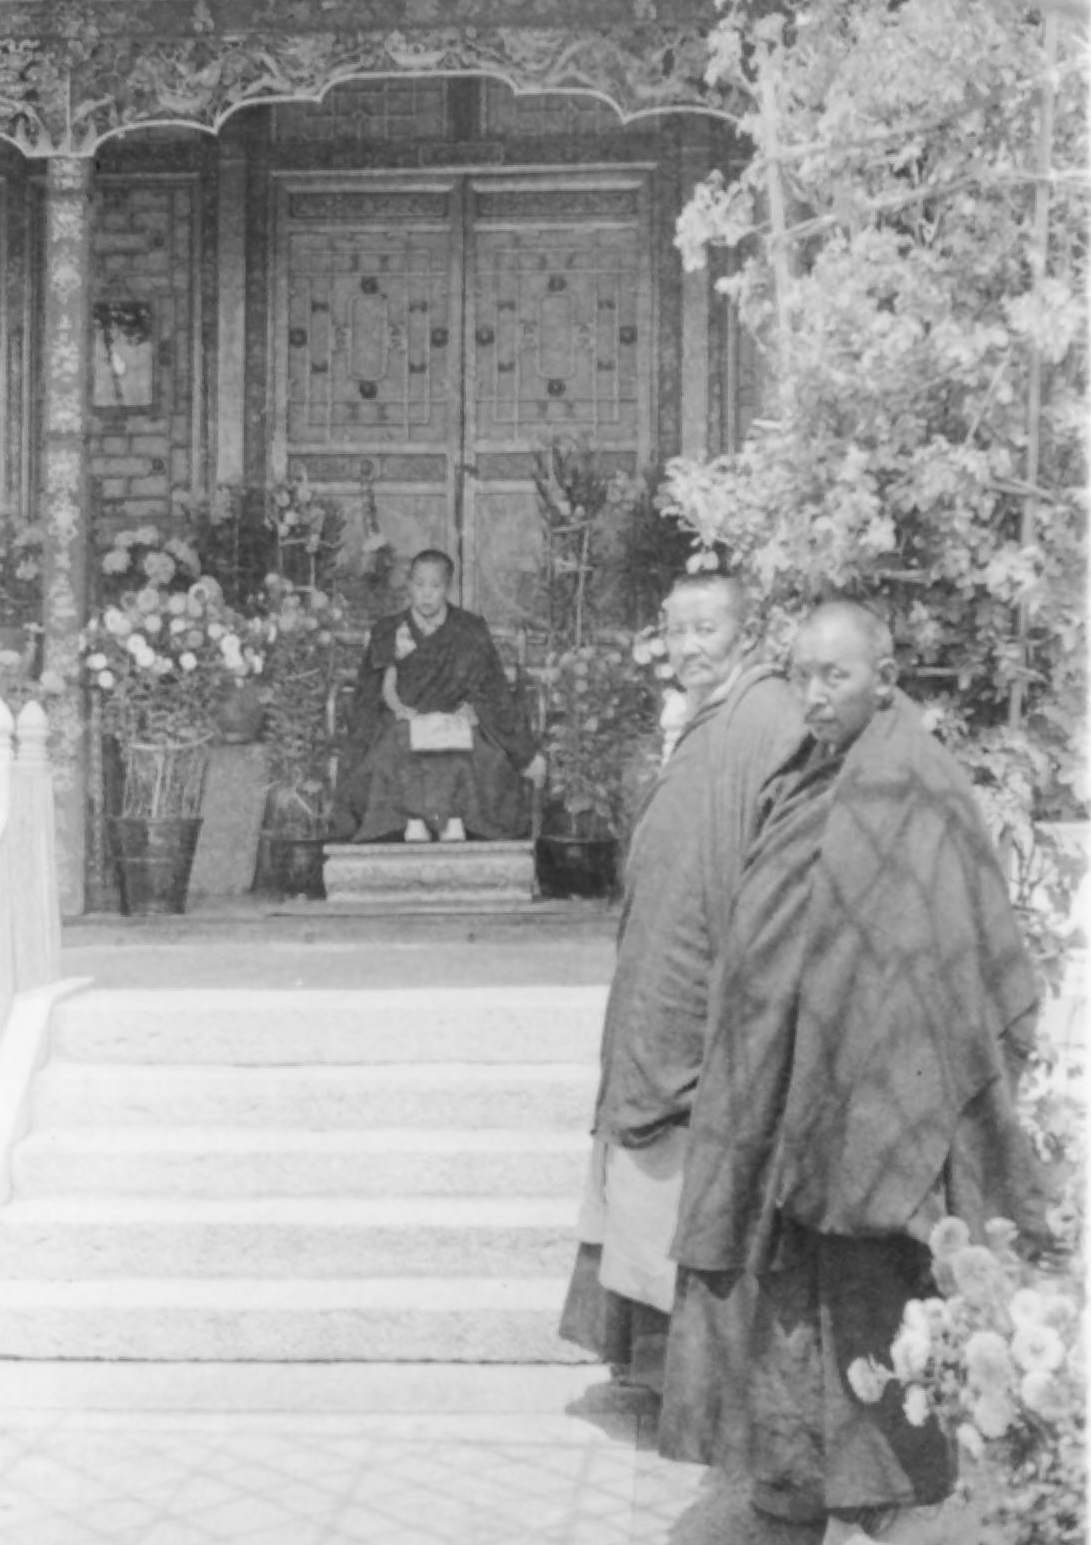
[455,702,479,727]
[522,752,547,789]
[394,705,417,722]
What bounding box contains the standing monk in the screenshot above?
[559,573,806,1391]
[660,600,1046,1544]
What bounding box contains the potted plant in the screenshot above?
[0,518,44,663]
[81,577,264,914]
[253,578,344,900]
[531,439,669,896]
[537,638,659,897]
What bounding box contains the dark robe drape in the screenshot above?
[332,606,536,840]
[659,691,1047,1518]
[559,666,806,1378]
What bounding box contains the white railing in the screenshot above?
[0,698,61,1031]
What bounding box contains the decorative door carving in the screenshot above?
[273,182,462,581]
[464,176,651,624]
[272,173,652,625]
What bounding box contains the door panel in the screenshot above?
[463,178,651,625]
[274,183,461,594]
[273,175,653,625]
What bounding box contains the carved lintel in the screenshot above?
[1,17,738,158]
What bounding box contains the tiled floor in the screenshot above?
[0,1366,829,1545]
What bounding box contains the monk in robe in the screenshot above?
[331,549,545,843]
[558,573,806,1391]
[660,601,1047,1545]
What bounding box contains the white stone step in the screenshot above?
[0,1196,580,1279]
[0,1277,591,1362]
[13,1126,589,1200]
[50,986,608,1065]
[33,1061,598,1131]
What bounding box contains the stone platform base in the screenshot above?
[323,841,536,908]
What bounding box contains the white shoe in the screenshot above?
[404,818,432,843]
[439,817,466,842]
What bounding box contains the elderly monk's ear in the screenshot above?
[875,656,897,705]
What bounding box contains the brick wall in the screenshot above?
[89,177,199,539]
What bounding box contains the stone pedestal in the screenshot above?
[323,841,536,910]
[188,744,269,899]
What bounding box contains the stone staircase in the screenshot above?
[0,982,606,1361]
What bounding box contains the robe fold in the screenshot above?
[660,691,1047,1517]
[332,606,536,841]
[559,665,806,1377]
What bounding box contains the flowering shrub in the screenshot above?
[82,579,263,752]
[540,639,659,837]
[255,578,345,836]
[848,1217,1086,1545]
[265,475,345,595]
[0,643,64,718]
[0,519,43,627]
[98,524,201,602]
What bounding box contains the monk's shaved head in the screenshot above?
[790,600,897,751]
[794,600,894,666]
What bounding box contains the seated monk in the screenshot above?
[330,549,546,843]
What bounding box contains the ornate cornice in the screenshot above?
[0,3,737,157]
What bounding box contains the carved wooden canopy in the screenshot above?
[0,0,739,157]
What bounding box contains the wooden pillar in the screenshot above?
[38,156,92,917]
[680,120,711,460]
[215,127,248,485]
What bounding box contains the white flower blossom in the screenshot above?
[178,652,198,673]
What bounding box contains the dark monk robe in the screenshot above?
[331,606,537,841]
[659,691,1047,1523]
[558,663,805,1389]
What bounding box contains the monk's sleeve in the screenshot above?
[345,622,396,753]
[464,619,537,769]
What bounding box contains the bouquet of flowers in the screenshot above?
[265,475,344,594]
[98,524,202,602]
[0,519,44,629]
[82,578,264,818]
[848,1215,1086,1545]
[540,637,659,838]
[255,578,345,837]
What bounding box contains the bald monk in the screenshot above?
[660,600,1046,1544]
[559,572,806,1391]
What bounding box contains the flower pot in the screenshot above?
[258,831,327,900]
[108,816,203,915]
[535,833,618,899]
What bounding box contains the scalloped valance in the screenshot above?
[0,0,737,156]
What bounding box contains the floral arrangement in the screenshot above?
[174,485,275,611]
[82,579,264,817]
[540,638,659,838]
[0,519,44,628]
[0,638,64,718]
[265,474,345,595]
[848,1215,1086,1545]
[98,523,201,602]
[255,578,345,836]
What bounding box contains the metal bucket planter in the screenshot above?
[108,815,204,915]
[109,738,211,915]
[258,832,327,900]
[535,833,618,899]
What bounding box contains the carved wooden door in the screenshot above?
[273,173,652,624]
[463,176,652,624]
[273,181,463,580]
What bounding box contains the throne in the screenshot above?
[321,626,545,909]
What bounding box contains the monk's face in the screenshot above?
[663,586,741,696]
[408,561,450,620]
[790,615,893,750]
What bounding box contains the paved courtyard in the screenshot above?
[0,1364,839,1545]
